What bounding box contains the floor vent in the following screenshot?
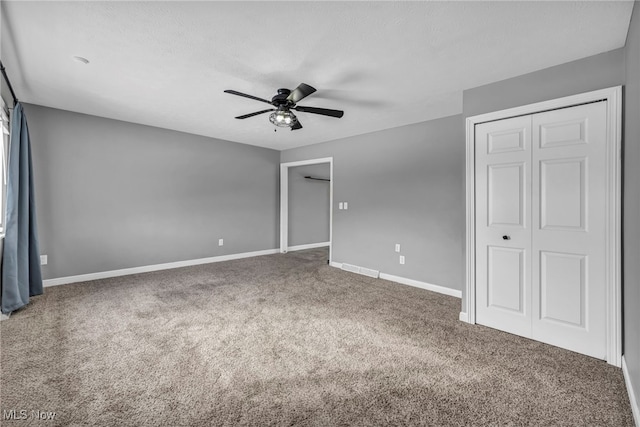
[341,263,380,279]
[341,263,360,274]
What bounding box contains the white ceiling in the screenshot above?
[0,1,634,151]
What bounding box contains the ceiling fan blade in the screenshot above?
[291,120,303,130]
[224,90,273,105]
[294,106,344,118]
[286,83,316,104]
[234,109,275,119]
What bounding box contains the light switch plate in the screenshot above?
[399,255,405,265]
[344,202,348,210]
[338,202,343,210]
[40,255,48,265]
[218,239,224,246]
[395,244,401,253]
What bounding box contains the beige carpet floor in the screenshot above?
[0,248,634,426]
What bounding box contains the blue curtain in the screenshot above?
[1,102,42,314]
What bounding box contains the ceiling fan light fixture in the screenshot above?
[269,109,297,128]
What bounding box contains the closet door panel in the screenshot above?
[531,101,607,359]
[475,116,532,337]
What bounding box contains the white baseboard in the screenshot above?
[328,262,461,299]
[623,356,640,427]
[43,248,280,287]
[379,273,462,299]
[287,242,330,252]
[459,312,469,322]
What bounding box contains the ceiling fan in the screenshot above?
[224,83,344,131]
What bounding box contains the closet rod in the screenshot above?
[304,176,330,182]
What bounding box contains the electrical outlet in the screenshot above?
[395,244,401,253]
[40,255,48,265]
[399,255,405,265]
[344,202,348,210]
[218,239,224,246]
[338,202,343,210]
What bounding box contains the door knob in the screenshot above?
[502,235,511,240]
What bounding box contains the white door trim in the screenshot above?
[463,86,622,366]
[280,157,333,263]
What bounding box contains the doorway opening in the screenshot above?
[280,157,333,263]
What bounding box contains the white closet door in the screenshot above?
[531,102,607,359]
[475,115,532,337]
[475,101,608,359]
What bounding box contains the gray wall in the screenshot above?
[461,49,626,309]
[624,0,640,414]
[281,115,465,292]
[24,104,280,280]
[463,48,625,118]
[288,164,330,247]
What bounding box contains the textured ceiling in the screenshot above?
[0,1,634,150]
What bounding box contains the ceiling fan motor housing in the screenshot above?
[272,89,292,106]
